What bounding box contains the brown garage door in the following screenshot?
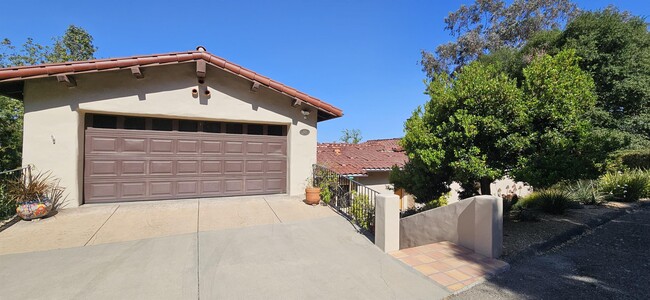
[84,115,287,203]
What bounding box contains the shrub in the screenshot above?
[556,179,605,205]
[606,149,650,171]
[350,192,374,230]
[599,169,650,202]
[514,189,575,214]
[0,183,16,219]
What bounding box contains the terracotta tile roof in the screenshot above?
[317,138,407,176]
[0,48,342,120]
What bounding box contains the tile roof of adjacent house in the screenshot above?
[317,138,407,176]
[0,47,343,121]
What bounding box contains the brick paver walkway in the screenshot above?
[390,241,509,292]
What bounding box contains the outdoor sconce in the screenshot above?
[204,89,211,96]
[191,88,198,97]
[301,109,310,119]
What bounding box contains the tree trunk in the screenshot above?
[480,177,491,195]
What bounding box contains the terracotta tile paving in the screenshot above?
[390,241,509,293]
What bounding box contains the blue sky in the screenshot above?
[2,0,648,142]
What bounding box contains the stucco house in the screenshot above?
[0,47,342,207]
[317,138,415,210]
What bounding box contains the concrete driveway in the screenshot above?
[0,196,448,299]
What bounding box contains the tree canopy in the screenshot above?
[421,0,578,77]
[0,25,97,171]
[394,49,601,201]
[340,129,362,144]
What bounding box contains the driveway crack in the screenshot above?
[84,205,119,246]
[264,197,282,223]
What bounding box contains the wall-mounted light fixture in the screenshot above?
[300,109,310,119]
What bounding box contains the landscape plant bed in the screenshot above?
[501,201,647,262]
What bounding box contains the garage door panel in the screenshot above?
[202,161,222,174]
[201,141,222,154]
[89,137,118,153]
[202,180,222,193]
[224,161,244,173]
[151,139,174,153]
[88,161,118,176]
[178,140,198,153]
[245,179,264,193]
[225,141,243,154]
[85,126,286,203]
[150,182,173,196]
[246,161,264,173]
[177,181,199,195]
[123,138,146,152]
[267,142,285,155]
[246,142,264,155]
[87,183,118,199]
[121,182,147,197]
[224,180,244,193]
[177,161,199,174]
[122,161,146,175]
[266,178,285,192]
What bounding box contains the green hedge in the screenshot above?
[607,149,650,171]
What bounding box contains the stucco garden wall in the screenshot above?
[22,63,318,207]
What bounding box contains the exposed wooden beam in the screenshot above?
[130,66,144,79]
[292,98,302,107]
[56,74,76,87]
[250,81,260,93]
[196,60,206,80]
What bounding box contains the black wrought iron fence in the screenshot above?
[312,164,378,233]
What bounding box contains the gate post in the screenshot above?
[375,194,400,252]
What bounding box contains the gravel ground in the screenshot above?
[501,202,636,261]
[452,202,650,299]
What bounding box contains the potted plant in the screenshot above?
[7,170,65,220]
[304,177,321,205]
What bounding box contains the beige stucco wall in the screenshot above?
[400,195,503,258]
[356,171,414,211]
[356,172,393,195]
[22,63,319,207]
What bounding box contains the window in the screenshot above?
[124,117,146,130]
[178,120,198,132]
[267,125,284,136]
[247,124,264,135]
[152,118,173,131]
[93,115,117,129]
[203,122,222,133]
[226,123,243,134]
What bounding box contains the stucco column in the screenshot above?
[375,194,400,252]
[473,196,503,258]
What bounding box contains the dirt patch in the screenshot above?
[502,201,642,262]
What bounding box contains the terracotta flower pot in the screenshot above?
[305,187,321,205]
[16,197,52,220]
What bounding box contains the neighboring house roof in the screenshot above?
[0,47,342,121]
[317,138,407,176]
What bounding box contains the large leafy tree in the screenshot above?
[421,0,578,77]
[518,8,650,149]
[391,61,525,200]
[395,49,602,201]
[513,49,600,187]
[0,25,97,171]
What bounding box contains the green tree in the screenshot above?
[391,61,525,201]
[421,0,578,76]
[0,25,97,171]
[512,9,650,141]
[513,49,601,187]
[340,129,362,144]
[0,97,23,171]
